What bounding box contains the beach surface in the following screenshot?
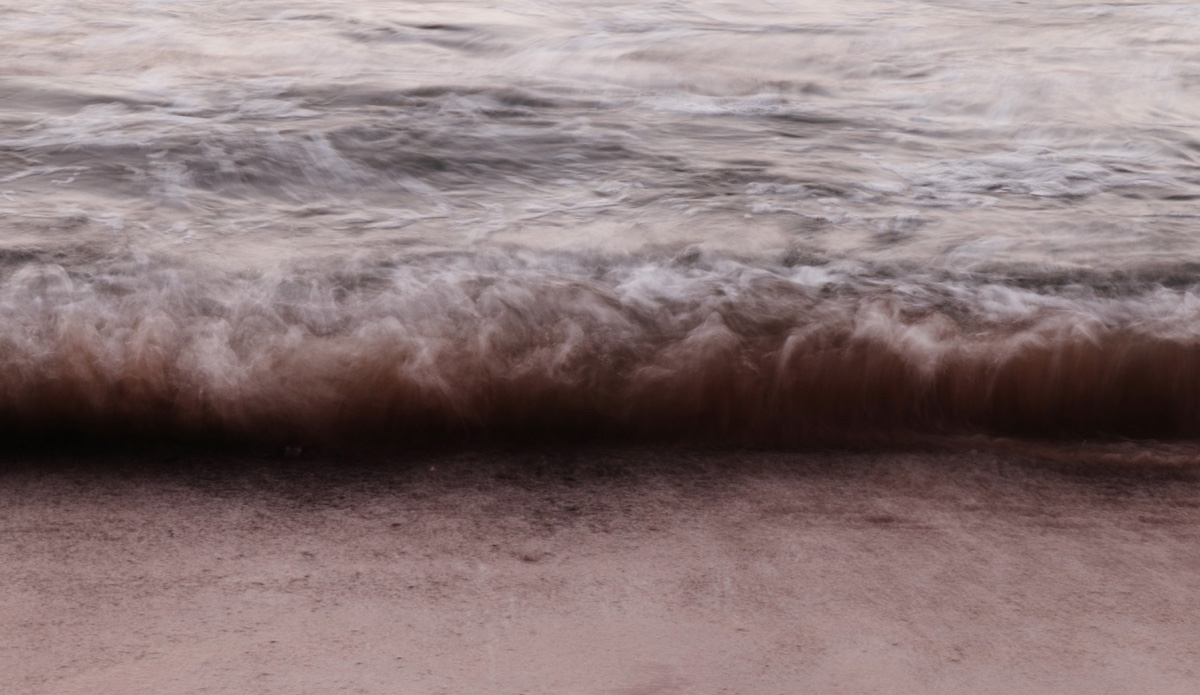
[5,3,1200,692]
[3,448,1198,695]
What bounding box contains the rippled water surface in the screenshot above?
[3,1,1200,444]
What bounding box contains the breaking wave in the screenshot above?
[4,248,1200,446]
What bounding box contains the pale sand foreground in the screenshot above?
[2,448,1198,694]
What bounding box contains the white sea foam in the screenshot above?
[2,1,1200,444]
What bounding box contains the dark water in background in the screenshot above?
[3,0,1200,447]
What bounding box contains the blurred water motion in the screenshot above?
[2,1,1200,444]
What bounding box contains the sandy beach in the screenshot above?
[5,2,1200,692]
[3,448,1198,694]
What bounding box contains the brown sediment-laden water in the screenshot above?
[2,2,1200,693]
[3,0,1200,447]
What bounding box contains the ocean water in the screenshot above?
[3,0,1200,447]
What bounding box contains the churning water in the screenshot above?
[4,0,1200,445]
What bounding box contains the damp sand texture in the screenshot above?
[4,1,1200,693]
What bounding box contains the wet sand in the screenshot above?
[3,448,1199,694]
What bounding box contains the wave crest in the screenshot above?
[3,251,1200,443]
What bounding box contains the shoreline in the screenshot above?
[3,448,1198,694]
